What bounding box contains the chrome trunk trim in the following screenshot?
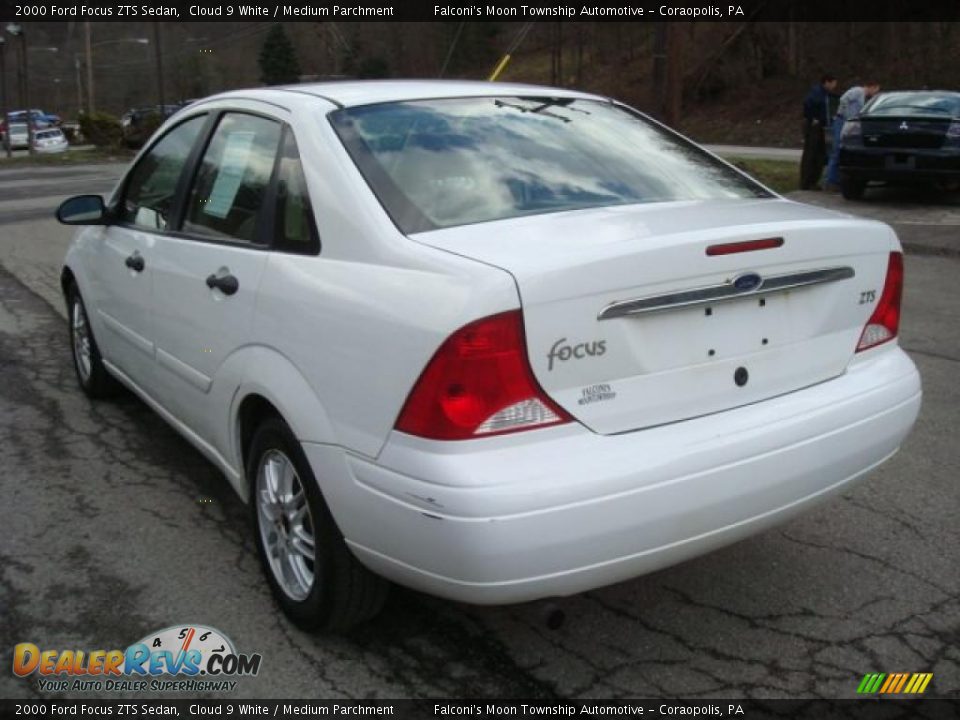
[598,266,855,320]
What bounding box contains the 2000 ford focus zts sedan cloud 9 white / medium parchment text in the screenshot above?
[56,81,922,631]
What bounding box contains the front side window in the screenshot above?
[330,97,770,234]
[119,114,206,230]
[182,113,282,244]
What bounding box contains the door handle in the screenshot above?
[205,273,239,296]
[124,254,145,272]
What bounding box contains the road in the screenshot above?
[0,162,957,700]
[704,145,802,161]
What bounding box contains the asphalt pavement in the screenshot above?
[0,161,957,700]
[704,145,803,161]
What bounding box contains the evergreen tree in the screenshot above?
[258,25,301,86]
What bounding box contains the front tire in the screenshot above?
[66,282,121,398]
[249,416,388,631]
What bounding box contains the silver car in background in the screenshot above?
[33,128,69,154]
[3,122,29,150]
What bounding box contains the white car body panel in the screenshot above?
[61,81,922,606]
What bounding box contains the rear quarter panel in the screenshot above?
[244,101,519,459]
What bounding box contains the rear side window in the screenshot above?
[273,130,319,255]
[182,113,282,244]
[120,114,206,231]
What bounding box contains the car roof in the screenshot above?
[205,79,606,109]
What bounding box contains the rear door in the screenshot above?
[149,110,283,437]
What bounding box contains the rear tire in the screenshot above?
[66,282,121,399]
[840,175,866,200]
[248,416,388,632]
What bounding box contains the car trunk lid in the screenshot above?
[860,116,951,149]
[411,198,896,434]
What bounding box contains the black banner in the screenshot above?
[0,0,959,23]
[1,700,960,720]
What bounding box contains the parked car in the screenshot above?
[56,81,921,631]
[3,122,29,150]
[839,90,960,199]
[33,127,69,154]
[2,108,60,133]
[121,104,183,148]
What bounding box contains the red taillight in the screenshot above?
[395,310,573,440]
[857,252,903,352]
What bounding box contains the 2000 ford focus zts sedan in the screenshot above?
[57,81,922,631]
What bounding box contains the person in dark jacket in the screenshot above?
[800,74,838,190]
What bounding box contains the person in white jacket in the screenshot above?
[826,81,881,189]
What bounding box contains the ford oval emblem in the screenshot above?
[733,272,763,292]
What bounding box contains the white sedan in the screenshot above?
[33,127,69,154]
[56,81,921,631]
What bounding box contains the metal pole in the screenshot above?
[85,21,94,114]
[15,39,23,107]
[1,40,10,159]
[20,32,33,155]
[153,23,164,110]
[75,54,83,115]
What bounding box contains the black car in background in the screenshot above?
[839,90,960,199]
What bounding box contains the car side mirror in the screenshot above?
[56,195,108,225]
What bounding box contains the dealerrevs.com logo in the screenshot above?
[13,625,262,693]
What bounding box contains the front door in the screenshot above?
[91,114,208,388]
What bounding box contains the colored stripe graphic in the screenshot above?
[893,673,910,693]
[858,672,932,694]
[904,673,933,694]
[857,673,885,694]
[903,674,919,693]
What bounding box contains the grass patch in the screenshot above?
[725,156,799,195]
[0,145,135,167]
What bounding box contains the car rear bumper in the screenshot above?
[841,146,960,182]
[304,346,921,604]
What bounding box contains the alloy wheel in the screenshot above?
[256,449,317,601]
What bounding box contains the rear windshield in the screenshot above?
[330,97,770,233]
[36,130,61,139]
[864,93,960,118]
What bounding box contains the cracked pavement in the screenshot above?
[0,163,957,700]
